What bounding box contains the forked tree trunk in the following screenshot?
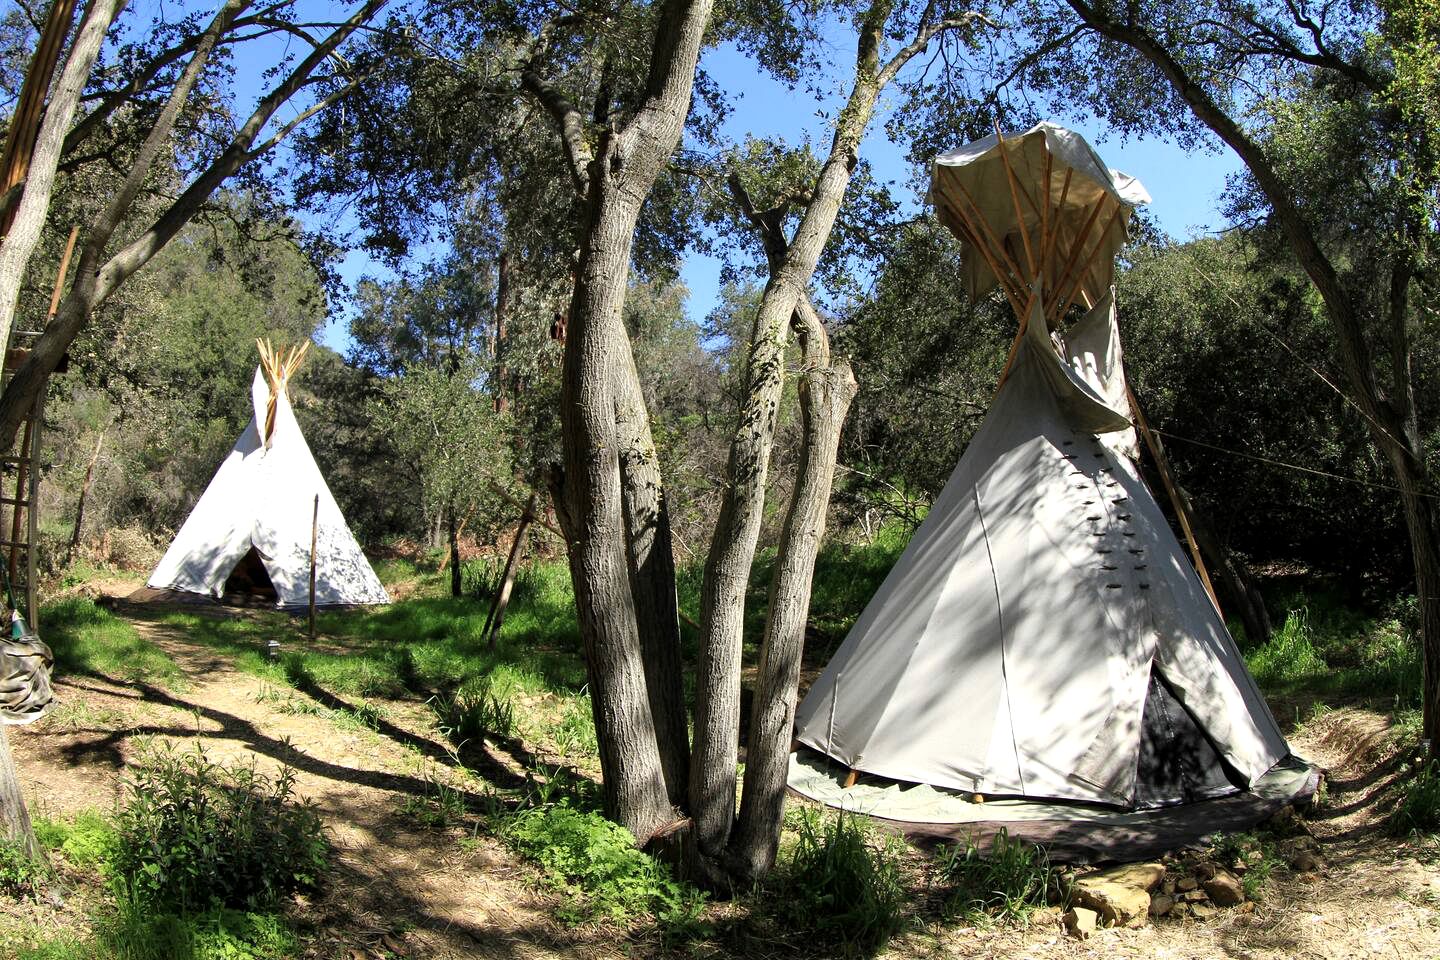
[730,351,856,879]
[691,0,986,864]
[558,193,677,837]
[529,0,713,840]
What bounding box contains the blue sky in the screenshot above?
[147,0,1240,352]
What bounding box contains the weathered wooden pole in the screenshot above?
[308,493,318,639]
[483,492,537,649]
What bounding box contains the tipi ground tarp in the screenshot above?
[148,364,388,608]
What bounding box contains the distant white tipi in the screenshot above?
[148,340,389,607]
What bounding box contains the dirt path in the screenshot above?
[12,614,619,960]
[11,603,1440,959]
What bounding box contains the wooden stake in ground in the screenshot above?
[309,493,318,639]
[67,428,104,560]
[483,492,537,649]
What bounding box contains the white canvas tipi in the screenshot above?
[149,341,389,607]
[793,124,1291,809]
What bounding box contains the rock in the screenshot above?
[1290,849,1323,873]
[1162,878,1176,896]
[1194,862,1220,881]
[1268,804,1311,837]
[1192,902,1218,920]
[1073,866,1160,928]
[1064,907,1099,939]
[1149,894,1176,917]
[1237,901,1256,914]
[1297,871,1321,884]
[1176,876,1199,892]
[1179,890,1209,903]
[1203,870,1246,906]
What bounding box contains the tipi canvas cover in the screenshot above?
[149,359,388,607]
[794,123,1291,809]
[794,293,1289,808]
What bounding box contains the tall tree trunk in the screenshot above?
[559,183,677,838]
[690,0,974,861]
[731,336,856,880]
[1387,449,1440,745]
[0,728,35,857]
[494,249,511,414]
[527,0,713,840]
[447,502,461,597]
[615,359,690,807]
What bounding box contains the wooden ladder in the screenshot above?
[1,330,46,629]
[0,226,79,629]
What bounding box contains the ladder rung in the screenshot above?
[0,457,30,465]
[0,540,30,549]
[13,331,43,337]
[0,497,29,506]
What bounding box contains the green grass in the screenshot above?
[938,828,1063,925]
[42,598,185,689]
[772,808,908,956]
[1389,760,1440,836]
[33,811,117,870]
[500,801,706,929]
[1244,591,1421,717]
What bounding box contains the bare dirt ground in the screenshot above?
[6,595,1440,959]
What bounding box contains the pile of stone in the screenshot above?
[1061,837,1325,940]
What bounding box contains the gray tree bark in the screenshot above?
[526,0,713,840]
[0,0,122,358]
[615,359,690,808]
[730,299,856,880]
[690,0,989,864]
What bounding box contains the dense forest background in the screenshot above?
[24,196,1421,605]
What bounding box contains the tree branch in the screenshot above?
[519,68,592,194]
[878,12,996,88]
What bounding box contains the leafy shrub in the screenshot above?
[777,809,907,955]
[110,746,328,911]
[939,828,1061,924]
[0,839,44,899]
[1389,760,1440,835]
[34,812,116,870]
[431,680,514,747]
[501,803,705,927]
[98,904,299,960]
